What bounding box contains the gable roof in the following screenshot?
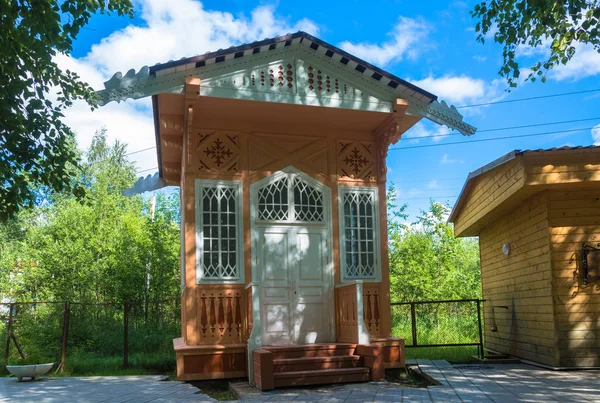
[448,145,600,236]
[148,32,437,101]
[96,31,476,136]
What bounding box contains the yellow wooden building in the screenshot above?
[449,146,600,368]
[99,32,476,388]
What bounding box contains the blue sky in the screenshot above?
[60,0,600,222]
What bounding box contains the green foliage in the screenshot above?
[0,129,180,374]
[471,1,600,87]
[387,188,482,362]
[1,128,180,304]
[387,194,481,302]
[0,0,133,220]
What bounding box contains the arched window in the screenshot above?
[257,173,324,223]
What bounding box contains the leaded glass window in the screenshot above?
[196,180,243,282]
[340,187,379,280]
[293,176,324,222]
[257,174,324,223]
[258,177,288,221]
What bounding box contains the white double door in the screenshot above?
[258,225,334,345]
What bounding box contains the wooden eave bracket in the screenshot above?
[375,99,410,146]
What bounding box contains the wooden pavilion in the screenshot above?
[99,32,476,389]
[449,146,600,368]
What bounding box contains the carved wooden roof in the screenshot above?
[97,31,476,136]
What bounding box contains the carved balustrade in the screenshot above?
[362,283,381,337]
[197,285,245,344]
[335,283,359,343]
[335,281,382,343]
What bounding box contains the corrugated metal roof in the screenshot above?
[448,144,600,223]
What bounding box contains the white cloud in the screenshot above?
[592,125,600,145]
[472,55,486,62]
[338,17,430,67]
[549,44,600,81]
[409,75,504,106]
[56,0,320,173]
[515,40,600,82]
[440,153,464,164]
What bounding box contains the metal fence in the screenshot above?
[2,297,484,372]
[0,299,180,374]
[391,299,483,363]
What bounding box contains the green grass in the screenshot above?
[2,352,176,378]
[405,346,478,364]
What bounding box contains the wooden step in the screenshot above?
[273,367,370,388]
[273,355,361,372]
[262,343,357,359]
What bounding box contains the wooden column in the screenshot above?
[374,99,410,338]
[183,78,200,345]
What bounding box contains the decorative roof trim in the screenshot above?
[147,32,436,101]
[97,34,476,135]
[122,172,167,196]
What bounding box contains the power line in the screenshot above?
[401,195,459,200]
[397,177,464,183]
[127,146,156,156]
[402,117,600,140]
[390,126,595,151]
[456,88,600,109]
[136,167,158,174]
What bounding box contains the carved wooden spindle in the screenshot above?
[200,296,208,336]
[365,292,373,330]
[234,295,242,339]
[373,292,380,329]
[226,294,233,336]
[209,295,217,335]
[218,295,225,335]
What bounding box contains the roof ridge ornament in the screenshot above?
[122,172,166,196]
[104,66,150,89]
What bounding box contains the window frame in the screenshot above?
[195,179,244,284]
[255,171,326,225]
[338,185,381,283]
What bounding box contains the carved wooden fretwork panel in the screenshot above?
[303,65,362,98]
[196,54,392,112]
[201,60,296,93]
[248,133,330,181]
[196,130,240,174]
[197,286,245,345]
[337,140,376,182]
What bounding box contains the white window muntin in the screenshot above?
[338,186,381,282]
[195,179,244,284]
[255,171,325,224]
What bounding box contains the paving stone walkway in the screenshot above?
[1,360,599,402]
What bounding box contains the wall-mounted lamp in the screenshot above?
[502,243,511,255]
[582,242,600,285]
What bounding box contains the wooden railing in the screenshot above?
[245,283,254,341]
[335,282,359,343]
[197,285,245,344]
[335,281,382,343]
[362,283,381,337]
